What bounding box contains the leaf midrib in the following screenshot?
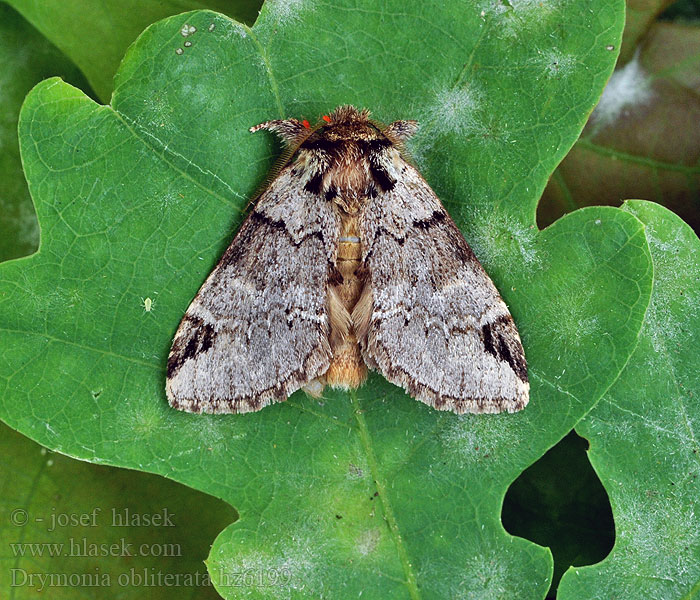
[351,391,420,599]
[577,138,700,175]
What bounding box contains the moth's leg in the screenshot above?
[302,376,327,398]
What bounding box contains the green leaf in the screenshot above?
[6,0,262,102]
[558,200,700,599]
[0,3,654,597]
[539,20,700,233]
[0,421,235,599]
[0,4,89,263]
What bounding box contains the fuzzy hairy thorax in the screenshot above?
[252,105,417,214]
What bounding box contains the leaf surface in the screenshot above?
[0,422,235,599]
[6,0,262,101]
[0,4,88,262]
[0,3,649,597]
[558,200,700,599]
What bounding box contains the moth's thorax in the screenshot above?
[296,127,400,215]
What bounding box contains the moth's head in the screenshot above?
[250,105,419,148]
[318,106,375,142]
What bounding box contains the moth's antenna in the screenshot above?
[371,118,420,166]
[246,118,324,211]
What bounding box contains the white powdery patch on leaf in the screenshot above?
[540,284,600,349]
[439,414,521,467]
[427,87,485,137]
[439,419,486,463]
[539,49,576,77]
[142,95,177,135]
[211,530,327,596]
[643,221,699,354]
[411,85,516,167]
[467,209,541,270]
[457,555,511,600]
[509,0,563,9]
[479,0,564,37]
[591,53,653,128]
[424,548,527,599]
[156,191,184,210]
[118,398,168,438]
[260,0,315,28]
[222,21,248,39]
[616,497,700,584]
[195,417,246,447]
[354,528,382,556]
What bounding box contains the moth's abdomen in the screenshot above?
[325,215,367,389]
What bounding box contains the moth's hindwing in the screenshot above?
[356,163,529,414]
[166,169,340,413]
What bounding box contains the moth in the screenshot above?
[166,106,528,414]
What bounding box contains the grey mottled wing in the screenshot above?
[357,164,529,414]
[166,168,339,413]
